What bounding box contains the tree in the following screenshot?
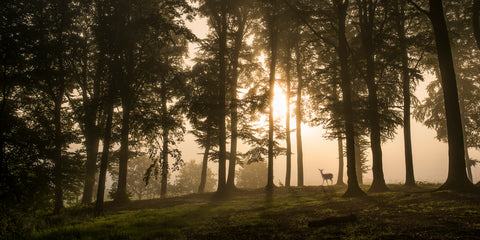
[236,161,268,189]
[93,0,118,216]
[195,0,229,195]
[409,0,474,191]
[354,0,388,192]
[226,0,256,191]
[187,58,219,193]
[265,0,280,190]
[393,0,416,186]
[295,45,305,187]
[333,0,366,197]
[174,160,216,195]
[473,0,480,50]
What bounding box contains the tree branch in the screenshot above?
[405,0,430,17]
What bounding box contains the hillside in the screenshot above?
[33,185,480,239]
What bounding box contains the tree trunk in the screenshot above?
[457,71,473,182]
[332,83,345,186]
[52,0,68,214]
[160,133,169,198]
[473,0,480,50]
[334,0,366,197]
[53,88,65,214]
[116,91,131,203]
[428,0,473,191]
[357,0,388,193]
[295,46,304,187]
[226,16,246,190]
[94,87,114,216]
[160,84,169,198]
[337,136,345,185]
[354,137,363,185]
[198,129,211,193]
[267,2,278,190]
[216,0,228,194]
[285,54,292,187]
[394,0,416,187]
[81,86,100,204]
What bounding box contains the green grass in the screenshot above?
[32,185,480,239]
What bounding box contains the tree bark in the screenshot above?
[53,1,67,212]
[160,82,169,198]
[198,128,211,193]
[216,0,228,194]
[427,0,473,191]
[267,1,278,190]
[457,71,473,182]
[226,14,247,190]
[81,79,100,204]
[336,136,345,185]
[333,0,366,197]
[285,52,292,187]
[354,136,363,185]
[294,46,304,187]
[356,0,388,193]
[394,0,415,187]
[116,90,131,203]
[94,84,114,217]
[473,0,480,50]
[332,84,345,186]
[53,86,65,214]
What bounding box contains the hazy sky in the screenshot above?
[179,17,480,186]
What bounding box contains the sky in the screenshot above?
[178,17,480,186]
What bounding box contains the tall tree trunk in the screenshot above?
[160,83,169,198]
[428,0,473,190]
[226,16,246,190]
[332,84,345,186]
[267,1,278,190]
[216,0,228,194]
[357,0,388,192]
[160,131,169,198]
[82,107,100,204]
[473,0,480,50]
[81,77,100,204]
[285,53,292,187]
[295,46,304,187]
[53,0,68,214]
[354,136,363,184]
[457,71,473,182]
[94,84,114,216]
[334,0,366,197]
[198,128,212,193]
[336,136,345,185]
[394,0,415,187]
[53,87,65,214]
[116,91,131,203]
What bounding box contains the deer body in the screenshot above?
[319,169,334,185]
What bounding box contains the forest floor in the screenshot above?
[33,184,480,239]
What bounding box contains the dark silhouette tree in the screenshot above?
[393,0,416,186]
[226,0,257,191]
[265,0,280,190]
[333,0,366,197]
[473,0,480,50]
[355,0,389,192]
[408,0,474,191]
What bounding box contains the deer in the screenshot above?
[319,169,334,185]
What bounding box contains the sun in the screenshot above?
[272,83,290,121]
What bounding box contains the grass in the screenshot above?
[32,184,480,239]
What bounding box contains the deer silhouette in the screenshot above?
[319,169,334,185]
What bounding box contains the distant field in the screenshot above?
[33,184,480,239]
